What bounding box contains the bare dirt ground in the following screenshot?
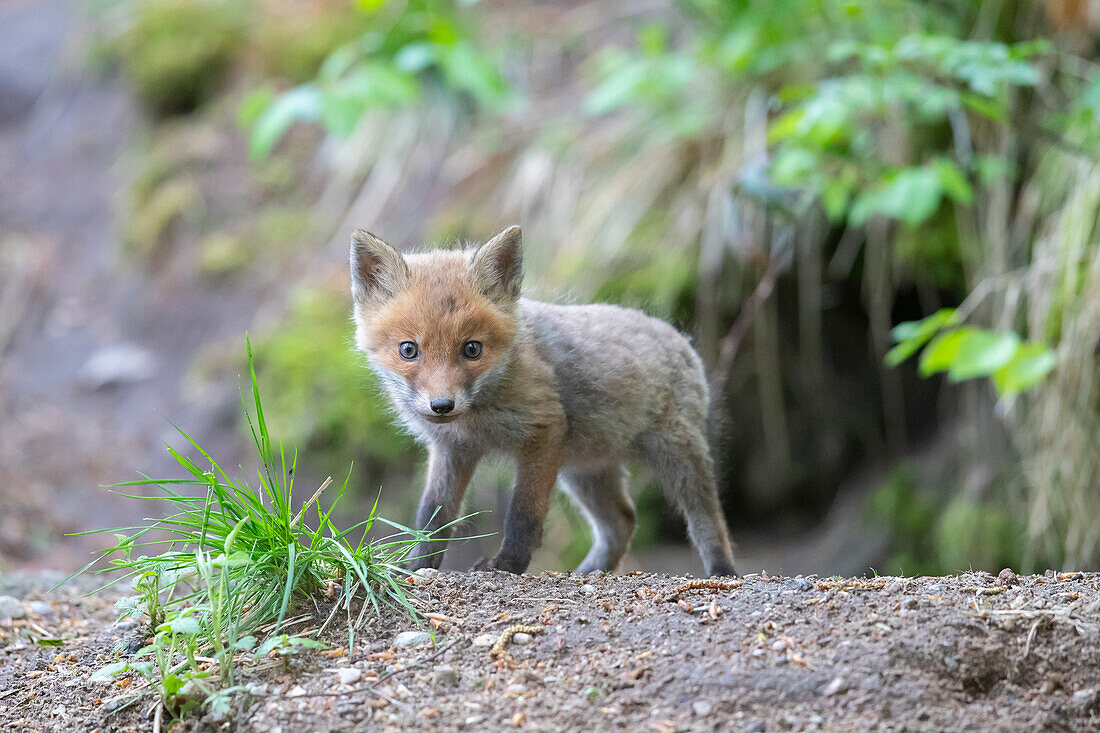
[1,569,1098,732]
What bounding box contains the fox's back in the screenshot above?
[520,299,708,462]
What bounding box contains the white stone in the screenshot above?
[336,668,361,685]
[78,344,156,390]
[0,596,25,619]
[692,700,712,716]
[472,633,496,648]
[394,630,432,649]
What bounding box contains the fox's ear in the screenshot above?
[350,230,410,306]
[470,225,523,303]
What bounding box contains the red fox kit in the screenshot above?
[350,225,736,576]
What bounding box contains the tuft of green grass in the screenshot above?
[69,337,468,720]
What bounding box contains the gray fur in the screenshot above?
[351,227,736,576]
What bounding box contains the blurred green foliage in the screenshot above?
[584,1,1046,255]
[242,0,510,160]
[591,245,700,326]
[101,0,246,115]
[252,6,369,84]
[887,309,1056,398]
[867,465,1031,575]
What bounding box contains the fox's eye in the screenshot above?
[462,341,482,360]
[398,341,419,360]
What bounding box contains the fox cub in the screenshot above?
[350,225,736,576]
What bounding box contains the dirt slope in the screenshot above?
[1,570,1098,732]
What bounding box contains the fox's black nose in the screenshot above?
[430,398,455,414]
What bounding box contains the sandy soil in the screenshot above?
[1,569,1098,732]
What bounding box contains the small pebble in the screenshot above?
[472,634,496,648]
[336,668,361,685]
[394,631,432,649]
[506,683,526,694]
[512,632,533,645]
[996,568,1018,587]
[287,685,307,697]
[1072,687,1098,708]
[433,665,459,687]
[580,584,597,596]
[821,677,847,697]
[692,700,712,716]
[28,601,53,616]
[414,567,440,579]
[792,578,814,592]
[0,596,26,620]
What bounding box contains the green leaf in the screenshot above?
[394,42,438,73]
[35,638,64,647]
[821,173,855,221]
[850,166,943,227]
[438,41,509,107]
[237,86,276,129]
[214,550,252,568]
[161,615,202,636]
[948,330,1020,382]
[114,595,146,620]
[233,635,257,651]
[766,109,804,144]
[256,635,289,658]
[960,91,1007,121]
[585,58,650,116]
[992,342,1057,397]
[92,661,130,681]
[224,516,249,555]
[248,85,322,161]
[919,328,967,376]
[890,308,957,344]
[887,307,959,368]
[932,159,972,204]
[163,673,187,698]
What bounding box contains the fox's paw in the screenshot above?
[470,555,528,574]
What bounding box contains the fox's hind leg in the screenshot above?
[636,423,736,577]
[559,464,635,574]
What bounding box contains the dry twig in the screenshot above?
[664,579,743,601]
[813,579,888,592]
[489,625,545,658]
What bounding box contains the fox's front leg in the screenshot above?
[408,444,480,570]
[479,427,565,573]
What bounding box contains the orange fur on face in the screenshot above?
[365,251,516,399]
